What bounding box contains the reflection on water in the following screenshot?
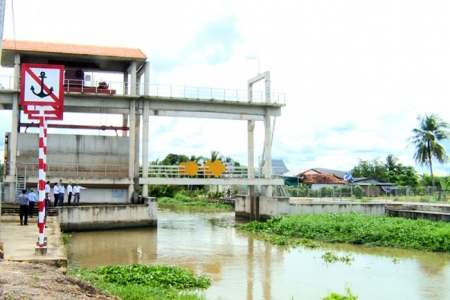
[67,204,450,300]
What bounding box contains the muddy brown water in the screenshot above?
[67,204,450,300]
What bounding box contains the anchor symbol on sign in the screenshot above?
[30,71,54,98]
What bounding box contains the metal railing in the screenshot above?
[14,163,128,179]
[0,75,286,105]
[145,165,284,179]
[11,163,284,180]
[283,185,450,204]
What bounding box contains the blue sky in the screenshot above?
[1,0,450,176]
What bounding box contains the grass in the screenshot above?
[69,264,211,300]
[62,232,71,245]
[238,212,450,252]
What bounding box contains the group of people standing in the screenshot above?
[18,188,50,226]
[18,180,88,225]
[45,180,88,207]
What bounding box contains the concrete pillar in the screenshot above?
[264,72,271,104]
[122,72,128,137]
[132,63,140,201]
[9,94,19,202]
[264,108,272,197]
[134,113,140,177]
[128,100,136,202]
[141,61,151,197]
[247,120,255,196]
[123,71,128,95]
[127,62,138,202]
[142,100,149,197]
[144,61,150,96]
[130,61,137,96]
[122,114,128,137]
[13,53,20,89]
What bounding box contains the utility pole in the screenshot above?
[0,0,6,259]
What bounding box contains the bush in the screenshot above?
[321,187,332,197]
[354,185,364,199]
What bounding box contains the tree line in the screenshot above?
[352,114,449,188]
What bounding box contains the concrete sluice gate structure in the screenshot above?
[0,39,286,227]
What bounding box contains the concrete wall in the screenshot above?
[235,196,386,220]
[11,132,129,178]
[386,209,450,222]
[58,188,128,204]
[58,197,157,231]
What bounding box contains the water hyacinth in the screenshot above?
[91,264,211,289]
[238,212,450,252]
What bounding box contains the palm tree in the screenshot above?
[385,154,400,172]
[210,150,224,162]
[408,114,450,187]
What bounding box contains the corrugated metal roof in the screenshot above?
[272,159,289,175]
[2,39,147,59]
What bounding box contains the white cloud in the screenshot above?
[1,0,450,177]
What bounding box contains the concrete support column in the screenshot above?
[264,72,271,104]
[144,61,150,96]
[142,100,149,197]
[134,113,140,178]
[123,71,129,95]
[141,61,151,197]
[122,71,128,137]
[9,94,19,202]
[264,108,272,197]
[130,61,137,96]
[13,53,20,89]
[128,100,136,202]
[247,120,255,196]
[122,114,128,137]
[9,52,21,202]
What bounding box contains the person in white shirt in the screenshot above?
[27,188,38,218]
[73,182,88,206]
[45,181,51,194]
[53,182,60,207]
[58,180,65,206]
[67,182,73,206]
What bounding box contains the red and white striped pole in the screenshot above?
[37,116,47,247]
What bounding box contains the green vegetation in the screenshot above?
[62,232,71,245]
[158,191,232,210]
[409,113,450,188]
[69,264,211,300]
[257,232,320,248]
[321,286,358,300]
[238,212,450,252]
[351,154,419,187]
[321,251,354,264]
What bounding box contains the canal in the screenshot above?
[67,205,450,300]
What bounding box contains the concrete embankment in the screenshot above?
[235,196,388,220]
[0,215,67,266]
[386,203,450,222]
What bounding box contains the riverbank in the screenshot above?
[0,260,119,299]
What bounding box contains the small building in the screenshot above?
[300,173,346,190]
[352,178,397,196]
[282,167,349,188]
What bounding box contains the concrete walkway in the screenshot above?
[0,215,67,266]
